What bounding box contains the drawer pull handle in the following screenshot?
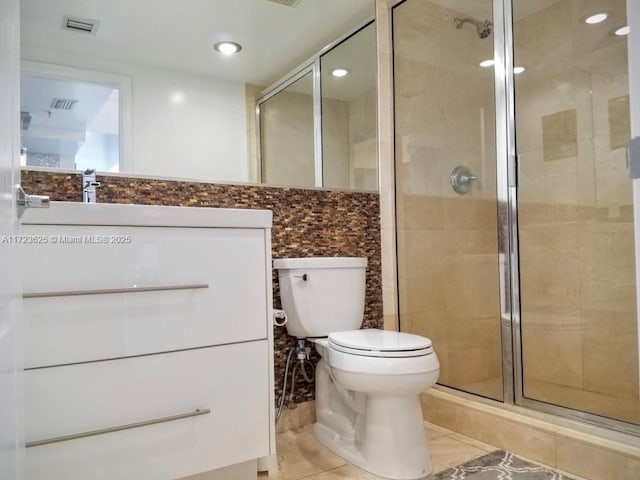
[23,283,209,299]
[25,408,211,448]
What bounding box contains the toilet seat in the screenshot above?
[328,329,433,358]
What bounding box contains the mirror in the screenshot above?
[20,0,376,189]
[260,71,316,188]
[320,23,377,190]
[257,22,377,191]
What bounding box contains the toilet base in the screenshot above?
[313,394,432,480]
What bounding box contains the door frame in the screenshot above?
[0,0,23,478]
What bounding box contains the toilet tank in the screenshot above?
[274,257,367,338]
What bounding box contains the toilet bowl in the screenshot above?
[274,257,440,480]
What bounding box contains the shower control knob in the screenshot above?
[450,166,479,195]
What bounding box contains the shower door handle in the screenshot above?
[627,137,640,179]
[508,155,520,188]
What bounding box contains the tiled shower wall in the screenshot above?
[391,0,503,400]
[21,170,383,404]
[514,0,637,423]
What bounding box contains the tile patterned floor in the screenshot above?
[261,422,586,480]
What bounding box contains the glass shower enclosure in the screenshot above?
[393,0,638,433]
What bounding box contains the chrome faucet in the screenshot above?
[82,169,101,203]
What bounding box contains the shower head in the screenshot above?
[454,17,493,39]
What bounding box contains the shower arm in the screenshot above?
[453,17,493,39]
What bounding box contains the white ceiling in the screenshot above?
[21,0,375,87]
[21,75,117,157]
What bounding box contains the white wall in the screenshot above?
[21,46,249,183]
[128,64,247,182]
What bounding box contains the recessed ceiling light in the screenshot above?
[479,59,495,67]
[615,25,630,36]
[170,92,185,104]
[585,13,608,24]
[513,66,526,74]
[213,41,242,55]
[331,68,349,78]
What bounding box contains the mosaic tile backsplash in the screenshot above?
[21,170,383,404]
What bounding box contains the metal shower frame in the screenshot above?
[497,0,639,436]
[392,0,640,436]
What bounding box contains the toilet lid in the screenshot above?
[328,329,433,358]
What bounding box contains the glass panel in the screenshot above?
[514,0,638,424]
[20,75,119,172]
[321,23,377,191]
[393,0,503,400]
[260,72,315,187]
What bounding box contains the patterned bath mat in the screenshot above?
[431,450,575,479]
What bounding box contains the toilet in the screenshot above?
[274,257,440,480]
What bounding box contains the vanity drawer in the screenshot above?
[21,224,269,368]
[25,341,270,480]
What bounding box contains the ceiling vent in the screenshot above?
[50,98,79,110]
[267,0,302,7]
[62,15,99,34]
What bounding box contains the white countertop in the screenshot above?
[21,201,273,228]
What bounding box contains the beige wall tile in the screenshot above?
[396,194,443,230]
[448,315,502,388]
[518,202,579,226]
[380,227,397,290]
[594,146,633,209]
[556,436,640,480]
[443,229,498,256]
[582,310,639,401]
[608,95,631,150]
[442,198,497,232]
[448,432,499,453]
[377,0,398,333]
[397,228,445,313]
[261,83,315,187]
[421,393,556,467]
[579,223,636,311]
[542,109,578,161]
[444,255,500,318]
[520,224,580,310]
[524,378,640,424]
[521,310,583,389]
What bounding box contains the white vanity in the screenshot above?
[20,202,275,480]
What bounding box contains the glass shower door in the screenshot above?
[393,0,504,400]
[513,0,639,426]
